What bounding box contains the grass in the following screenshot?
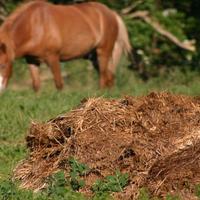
[1,58,200,199]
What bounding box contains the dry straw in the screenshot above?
[13,92,200,199]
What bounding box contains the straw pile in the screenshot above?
[13,92,200,199]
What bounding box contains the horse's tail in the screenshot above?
[109,13,132,72]
[115,13,132,55]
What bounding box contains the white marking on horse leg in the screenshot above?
[0,75,5,91]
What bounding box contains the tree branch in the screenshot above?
[124,11,196,52]
[121,1,144,14]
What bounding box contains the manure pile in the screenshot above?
[14,92,200,199]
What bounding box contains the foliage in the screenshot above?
[0,177,86,200]
[195,184,200,198]
[1,0,21,14]
[92,171,129,194]
[46,171,86,199]
[68,157,90,190]
[40,159,89,197]
[165,194,180,200]
[124,0,195,76]
[0,179,48,200]
[138,188,150,200]
[137,188,181,200]
[96,0,199,75]
[47,171,67,197]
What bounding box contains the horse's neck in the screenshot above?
[0,27,15,60]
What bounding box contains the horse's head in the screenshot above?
[0,42,12,91]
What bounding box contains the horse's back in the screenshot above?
[7,1,119,59]
[74,2,118,38]
[51,2,118,38]
[41,2,118,58]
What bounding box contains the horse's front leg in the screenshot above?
[45,55,64,90]
[29,64,41,92]
[0,63,12,91]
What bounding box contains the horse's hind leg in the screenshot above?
[96,47,115,88]
[45,55,64,90]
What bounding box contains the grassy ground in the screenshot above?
[1,58,200,199]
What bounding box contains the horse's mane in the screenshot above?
[1,0,46,30]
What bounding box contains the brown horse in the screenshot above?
[0,1,131,91]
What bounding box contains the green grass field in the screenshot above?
[1,59,200,200]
